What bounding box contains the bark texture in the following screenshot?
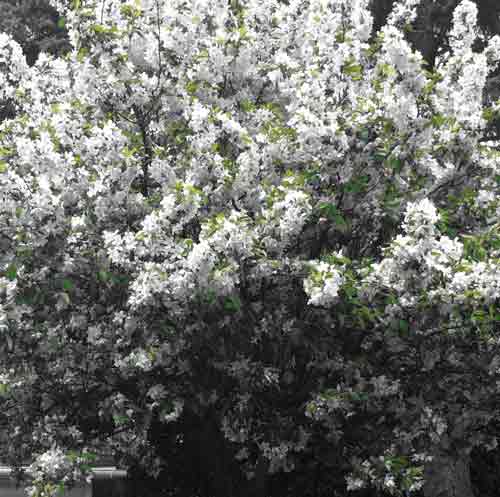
[424,451,474,497]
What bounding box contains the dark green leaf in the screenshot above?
[224,296,241,312]
[6,264,17,281]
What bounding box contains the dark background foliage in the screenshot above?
[0,0,70,65]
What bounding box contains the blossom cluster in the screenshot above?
[26,447,95,497]
[0,0,498,495]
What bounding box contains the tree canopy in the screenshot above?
[0,1,499,497]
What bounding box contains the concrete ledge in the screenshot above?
[86,468,128,480]
[0,466,127,496]
[0,466,126,479]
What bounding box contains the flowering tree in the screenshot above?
[0,0,499,496]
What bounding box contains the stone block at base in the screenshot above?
[0,467,127,497]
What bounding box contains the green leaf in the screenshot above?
[378,62,396,78]
[5,264,17,281]
[350,391,369,402]
[431,113,446,128]
[342,58,363,80]
[399,319,409,334]
[359,129,370,142]
[0,146,11,157]
[120,4,141,17]
[344,175,370,194]
[91,24,107,34]
[238,25,248,39]
[483,107,496,122]
[224,296,241,312]
[319,388,340,401]
[335,30,345,43]
[334,213,347,228]
[403,22,414,33]
[201,289,216,305]
[62,279,74,291]
[113,414,129,425]
[111,273,130,286]
[67,450,78,462]
[373,150,387,162]
[90,24,118,37]
[240,99,256,112]
[77,47,88,62]
[318,202,349,229]
[387,156,402,172]
[57,17,66,29]
[306,401,318,415]
[318,202,338,219]
[0,161,7,173]
[83,452,97,462]
[185,80,199,95]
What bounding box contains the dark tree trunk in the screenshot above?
[424,450,474,497]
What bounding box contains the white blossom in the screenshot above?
[304,260,345,307]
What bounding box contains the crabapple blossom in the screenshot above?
[303,260,345,307]
[0,0,499,496]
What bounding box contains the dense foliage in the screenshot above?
[0,0,70,65]
[0,1,499,497]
